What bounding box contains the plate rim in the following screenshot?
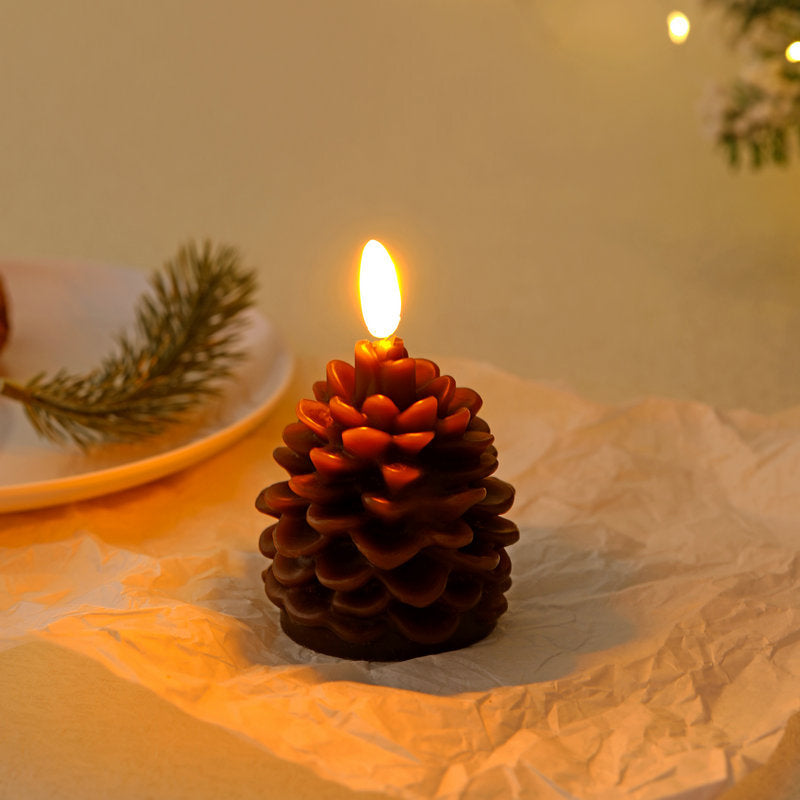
[0,258,294,513]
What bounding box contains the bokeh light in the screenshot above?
[667,11,690,45]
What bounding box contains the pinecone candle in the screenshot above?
[256,335,519,661]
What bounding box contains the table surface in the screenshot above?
[2,0,800,797]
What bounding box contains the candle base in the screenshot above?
[279,609,498,662]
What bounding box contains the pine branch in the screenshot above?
[718,1,800,33]
[0,240,257,447]
[701,0,800,167]
[713,75,800,167]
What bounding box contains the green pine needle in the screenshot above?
[0,240,257,447]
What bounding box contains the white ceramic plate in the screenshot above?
[0,259,293,513]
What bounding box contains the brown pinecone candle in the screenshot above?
[256,336,519,661]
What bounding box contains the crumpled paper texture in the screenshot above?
[2,359,800,799]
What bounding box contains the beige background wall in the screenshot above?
[1,0,798,412]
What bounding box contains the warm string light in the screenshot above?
[666,12,800,59]
[667,11,690,45]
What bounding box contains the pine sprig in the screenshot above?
[702,0,800,167]
[717,0,800,31]
[0,240,257,447]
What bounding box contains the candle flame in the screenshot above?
[360,240,401,339]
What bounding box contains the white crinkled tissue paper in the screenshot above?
[2,360,800,799]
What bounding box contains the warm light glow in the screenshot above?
[667,11,690,44]
[359,239,401,339]
[786,41,800,63]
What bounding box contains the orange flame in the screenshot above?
[359,240,401,339]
